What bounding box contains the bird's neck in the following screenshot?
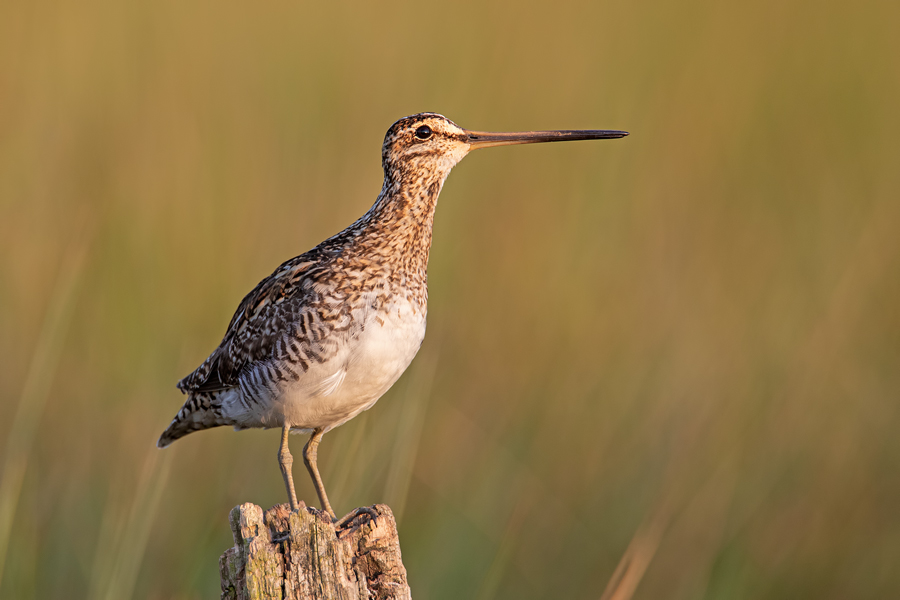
[352,169,447,271]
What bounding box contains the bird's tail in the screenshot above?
[157,392,231,448]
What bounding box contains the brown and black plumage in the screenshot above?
[158,113,627,520]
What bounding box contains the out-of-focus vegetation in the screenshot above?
[1,0,898,598]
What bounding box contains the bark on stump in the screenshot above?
[220,502,411,600]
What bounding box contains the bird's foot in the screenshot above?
[335,506,379,529]
[272,531,291,543]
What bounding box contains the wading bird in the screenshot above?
[158,113,627,521]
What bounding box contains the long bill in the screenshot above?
[465,128,628,150]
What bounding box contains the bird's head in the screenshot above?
[381,112,628,181]
[381,113,470,180]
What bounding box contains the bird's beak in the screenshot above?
[465,128,628,150]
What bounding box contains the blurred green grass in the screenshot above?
[1,0,899,598]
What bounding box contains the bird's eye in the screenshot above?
[414,125,433,140]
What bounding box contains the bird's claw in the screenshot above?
[272,531,291,543]
[335,506,379,529]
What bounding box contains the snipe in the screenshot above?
[158,113,628,521]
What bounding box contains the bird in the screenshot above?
[157,113,627,521]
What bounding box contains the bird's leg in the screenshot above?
[302,428,336,520]
[278,423,300,511]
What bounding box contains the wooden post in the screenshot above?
[220,502,411,600]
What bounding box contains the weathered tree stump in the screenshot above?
[220,502,411,600]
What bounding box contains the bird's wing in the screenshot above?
[177,253,337,394]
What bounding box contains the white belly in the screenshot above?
[225,296,427,432]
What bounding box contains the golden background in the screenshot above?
[1,0,898,597]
